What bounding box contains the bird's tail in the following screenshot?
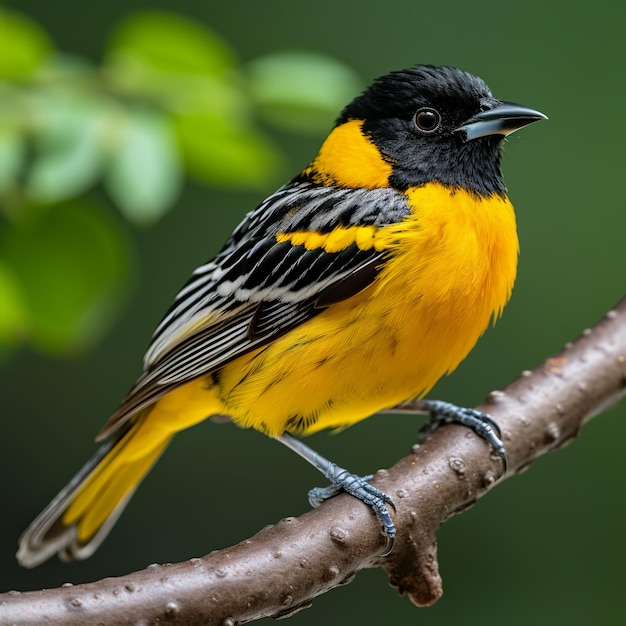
[17,413,172,568]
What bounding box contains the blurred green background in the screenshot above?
[1,1,625,624]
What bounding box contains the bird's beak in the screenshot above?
[459,101,548,141]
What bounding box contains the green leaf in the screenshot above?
[0,9,53,79]
[247,51,363,134]
[0,125,25,193]
[0,200,132,354]
[176,114,282,188]
[26,94,107,203]
[105,107,182,224]
[107,11,235,77]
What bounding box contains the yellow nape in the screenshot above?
[303,119,392,188]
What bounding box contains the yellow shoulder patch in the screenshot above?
[277,224,383,252]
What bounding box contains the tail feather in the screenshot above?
[17,421,171,568]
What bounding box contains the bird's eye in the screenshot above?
[414,108,441,133]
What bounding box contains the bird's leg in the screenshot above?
[275,432,395,554]
[387,399,507,472]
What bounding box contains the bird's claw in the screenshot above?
[308,468,396,555]
[418,399,508,472]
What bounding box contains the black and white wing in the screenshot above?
[98,181,410,439]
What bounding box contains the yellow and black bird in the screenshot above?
[17,65,546,567]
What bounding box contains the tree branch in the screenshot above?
[3,297,626,626]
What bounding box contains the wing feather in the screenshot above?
[98,180,409,439]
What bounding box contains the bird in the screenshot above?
[17,64,546,568]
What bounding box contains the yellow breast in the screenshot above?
[216,183,518,435]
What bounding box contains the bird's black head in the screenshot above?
[338,65,545,196]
